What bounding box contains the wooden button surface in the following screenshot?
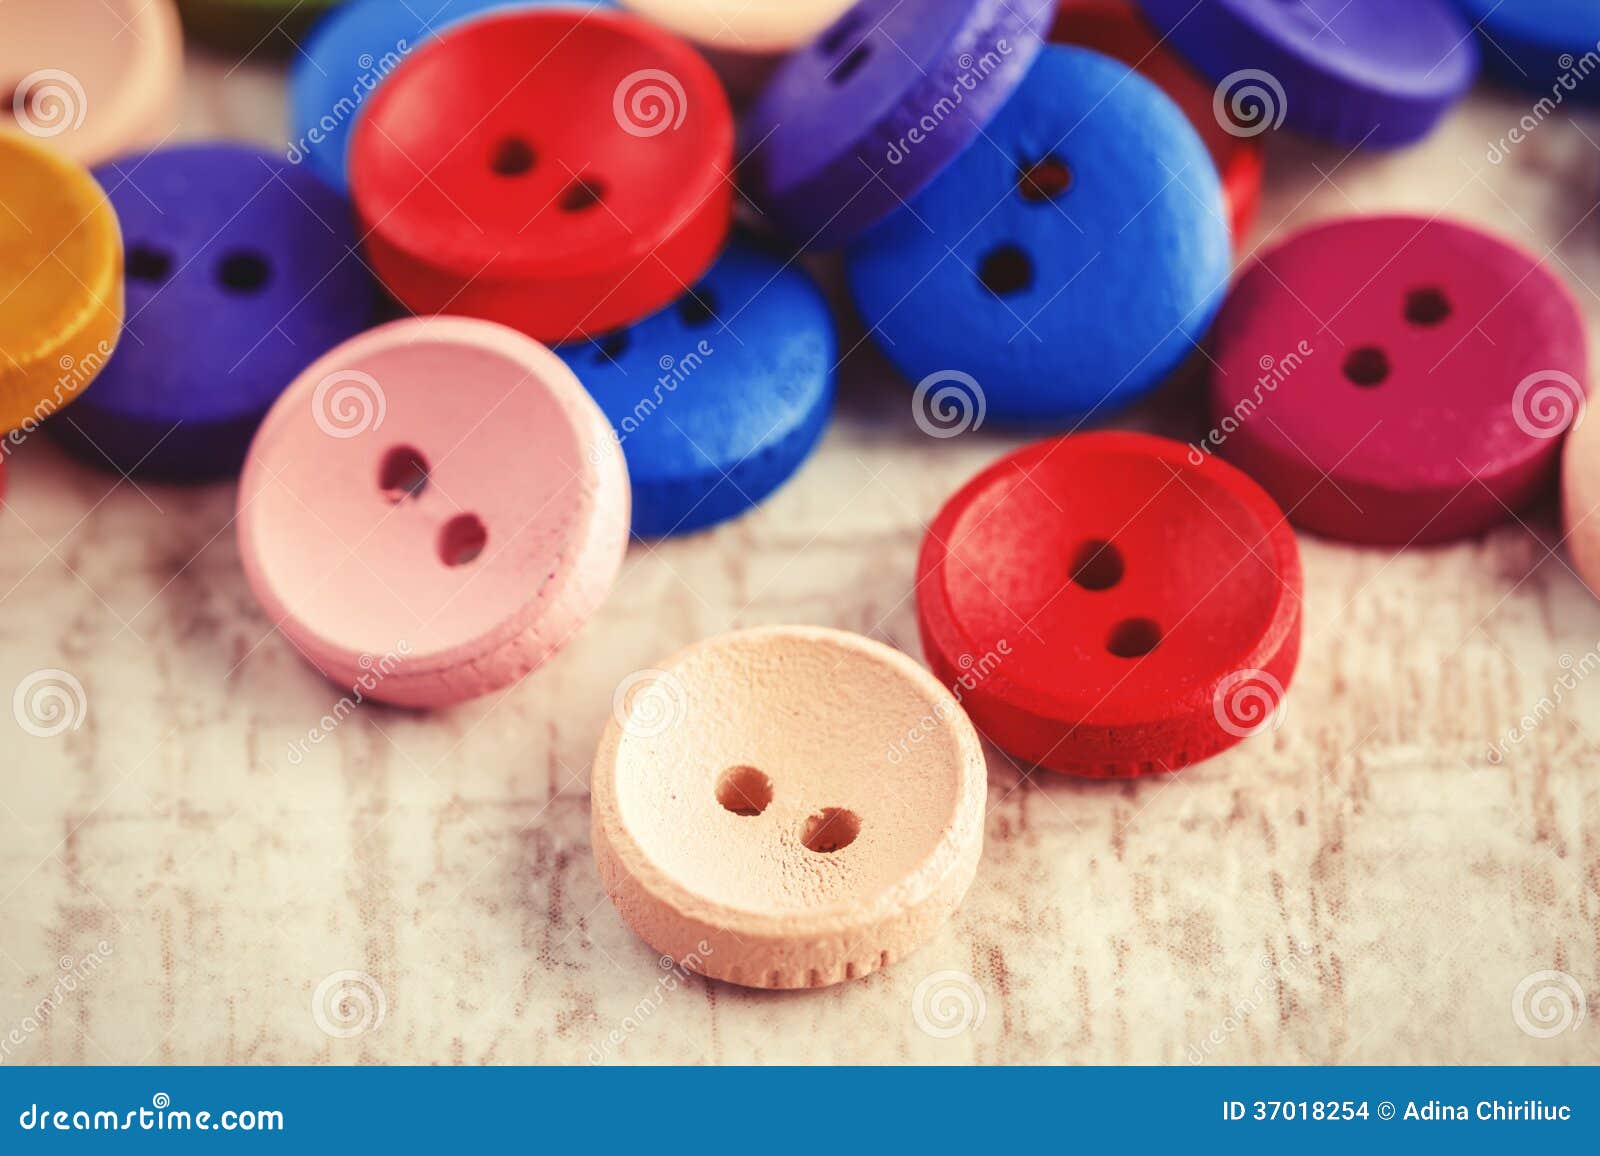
[1,0,182,166]
[0,135,123,436]
[917,431,1303,778]
[238,317,630,708]
[592,626,987,988]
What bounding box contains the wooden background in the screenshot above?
[2,26,1599,1066]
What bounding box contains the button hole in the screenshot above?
[802,807,860,853]
[126,244,173,284]
[1107,617,1161,658]
[560,177,605,212]
[378,445,429,503]
[439,513,487,567]
[978,243,1033,297]
[716,766,772,816]
[1018,155,1072,203]
[217,251,270,294]
[1343,346,1389,387]
[490,136,537,177]
[1404,286,1451,327]
[830,43,871,84]
[677,288,719,327]
[1070,539,1123,590]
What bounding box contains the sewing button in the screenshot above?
[847,44,1231,422]
[591,625,986,988]
[1457,1,1600,102]
[1,0,182,167]
[918,431,1303,777]
[1051,0,1263,242]
[741,0,1056,250]
[0,136,122,437]
[558,239,835,537]
[48,143,377,482]
[237,316,630,708]
[1135,0,1477,146]
[350,8,734,343]
[619,0,856,53]
[290,0,615,192]
[1563,403,1600,598]
[1209,215,1587,545]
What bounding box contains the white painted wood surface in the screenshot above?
[2,32,1599,1066]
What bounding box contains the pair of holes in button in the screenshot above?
[971,157,1072,298]
[1341,286,1453,388]
[589,286,719,363]
[1068,538,1163,658]
[126,243,271,294]
[714,765,860,854]
[378,446,487,567]
[490,136,606,213]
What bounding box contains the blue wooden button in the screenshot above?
[559,239,835,537]
[289,0,612,191]
[1456,1,1600,103]
[51,142,376,481]
[846,45,1230,424]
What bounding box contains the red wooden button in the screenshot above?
[1210,215,1588,545]
[350,9,733,344]
[1051,0,1263,243]
[917,431,1302,778]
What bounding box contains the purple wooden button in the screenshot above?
[1136,0,1476,147]
[52,143,376,481]
[741,0,1057,249]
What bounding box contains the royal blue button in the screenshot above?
[559,239,835,537]
[1137,0,1476,146]
[846,45,1230,424]
[1456,0,1600,102]
[290,0,612,192]
[51,143,376,481]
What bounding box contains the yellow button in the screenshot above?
[0,134,122,436]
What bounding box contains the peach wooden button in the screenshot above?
[1,0,183,167]
[237,316,630,709]
[0,135,122,436]
[1564,405,1600,597]
[619,0,857,52]
[592,626,987,989]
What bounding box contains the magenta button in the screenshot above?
[1208,215,1587,545]
[237,316,630,707]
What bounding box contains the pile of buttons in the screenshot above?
[1,0,1593,989]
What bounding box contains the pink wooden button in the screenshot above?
[592,626,987,988]
[1210,215,1588,544]
[237,317,630,708]
[1,0,183,167]
[1564,404,1600,597]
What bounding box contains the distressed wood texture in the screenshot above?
[3,49,1600,1066]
